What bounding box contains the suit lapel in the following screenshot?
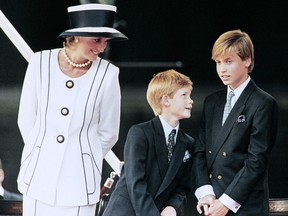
[208,92,225,167]
[211,93,225,142]
[156,130,188,197]
[209,80,256,169]
[153,117,170,179]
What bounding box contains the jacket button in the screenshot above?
[223,152,227,156]
[208,150,212,154]
[209,174,213,179]
[217,175,222,180]
[61,107,69,116]
[57,135,65,143]
[66,80,74,88]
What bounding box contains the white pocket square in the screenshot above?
[183,150,191,162]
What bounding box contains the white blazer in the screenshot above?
[17,49,121,206]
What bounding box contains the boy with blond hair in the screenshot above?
[194,30,278,216]
[103,69,195,216]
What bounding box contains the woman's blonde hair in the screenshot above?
[146,69,192,115]
[212,29,254,73]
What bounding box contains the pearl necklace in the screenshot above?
[62,47,91,68]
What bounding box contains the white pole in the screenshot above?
[0,9,123,174]
[104,150,124,175]
[0,10,33,62]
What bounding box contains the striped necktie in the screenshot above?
[222,91,235,125]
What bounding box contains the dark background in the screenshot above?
[0,0,287,215]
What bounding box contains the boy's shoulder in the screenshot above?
[131,117,159,130]
[204,88,226,104]
[127,117,162,140]
[178,127,195,143]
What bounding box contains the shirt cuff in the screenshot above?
[195,185,215,200]
[219,193,241,213]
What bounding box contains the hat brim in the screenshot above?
[59,28,128,41]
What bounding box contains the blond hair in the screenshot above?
[146,69,192,115]
[212,29,254,73]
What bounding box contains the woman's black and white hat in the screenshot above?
[59,4,128,41]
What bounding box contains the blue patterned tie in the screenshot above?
[167,129,176,163]
[222,91,235,125]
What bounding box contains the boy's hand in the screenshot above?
[207,199,229,216]
[160,206,176,216]
[197,194,216,215]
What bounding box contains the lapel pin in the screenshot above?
[236,115,246,123]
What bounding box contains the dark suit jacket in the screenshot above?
[194,79,278,216]
[103,116,195,216]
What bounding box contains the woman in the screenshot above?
[17,3,127,216]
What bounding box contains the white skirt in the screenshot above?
[23,195,96,216]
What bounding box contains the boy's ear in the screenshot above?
[160,95,170,106]
[244,57,251,68]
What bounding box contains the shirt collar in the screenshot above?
[159,115,179,142]
[227,76,250,106]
